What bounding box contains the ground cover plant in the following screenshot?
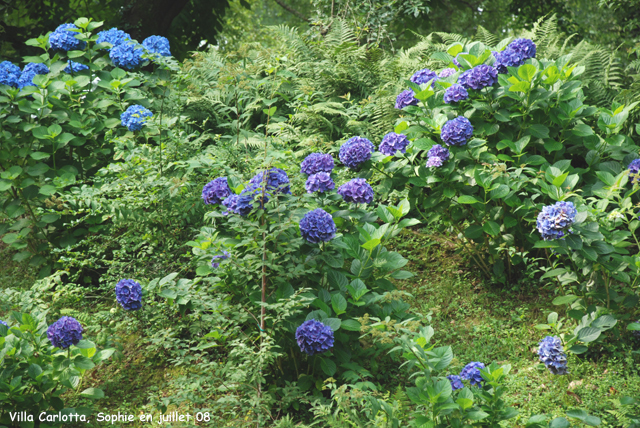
[0,8,639,428]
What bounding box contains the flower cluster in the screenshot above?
[295,319,335,355]
[338,178,374,204]
[458,64,498,90]
[447,375,464,391]
[629,158,640,185]
[115,279,142,311]
[211,251,230,268]
[439,68,456,78]
[121,105,153,131]
[249,167,291,195]
[47,316,83,349]
[441,116,473,146]
[202,177,232,205]
[410,68,438,87]
[395,89,418,109]
[538,336,568,375]
[443,83,468,104]
[426,144,450,167]
[460,361,485,387]
[492,38,536,74]
[299,209,336,243]
[49,23,86,51]
[64,61,89,73]
[339,136,374,169]
[300,153,334,175]
[96,28,131,48]
[509,38,537,60]
[536,201,577,240]
[379,132,410,156]
[236,184,265,216]
[110,42,145,70]
[222,194,240,215]
[142,36,171,57]
[0,61,21,87]
[17,63,49,89]
[0,320,7,327]
[306,172,335,193]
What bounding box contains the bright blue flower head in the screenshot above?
[447,375,464,391]
[49,23,86,51]
[202,177,232,205]
[410,68,438,87]
[306,172,335,193]
[443,83,468,104]
[221,194,240,215]
[47,316,83,349]
[426,144,450,167]
[17,63,49,89]
[536,201,577,240]
[441,116,473,146]
[339,136,374,169]
[296,319,335,355]
[493,48,525,74]
[538,336,568,375]
[458,64,498,90]
[23,63,49,75]
[0,61,21,87]
[509,38,536,60]
[236,184,265,216]
[460,362,485,387]
[63,61,89,73]
[395,89,418,109]
[379,132,410,156]
[628,158,640,185]
[299,208,336,243]
[96,28,131,49]
[439,68,456,78]
[337,178,374,204]
[115,279,142,311]
[121,105,153,131]
[301,153,334,176]
[110,42,145,70]
[142,36,171,57]
[250,167,291,195]
[211,251,230,269]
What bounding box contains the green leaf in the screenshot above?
[549,417,570,428]
[331,294,347,315]
[39,185,57,196]
[1,165,23,180]
[80,388,104,399]
[26,163,50,176]
[577,327,601,343]
[341,319,362,331]
[30,151,50,160]
[73,355,96,370]
[627,322,640,331]
[28,364,42,379]
[464,225,484,239]
[509,81,530,92]
[553,295,579,305]
[528,124,550,139]
[568,345,588,354]
[517,64,537,81]
[361,238,380,251]
[458,195,481,204]
[324,318,341,331]
[572,124,594,137]
[320,358,337,376]
[75,339,96,349]
[482,221,500,237]
[542,268,567,279]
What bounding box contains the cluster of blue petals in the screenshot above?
[299,209,336,243]
[337,178,374,204]
[296,319,335,355]
[441,117,473,146]
[110,42,145,70]
[202,177,232,205]
[115,279,142,311]
[300,153,334,175]
[47,316,83,349]
[249,167,291,195]
[379,132,410,156]
[426,144,450,167]
[143,36,171,57]
[458,64,498,90]
[536,201,577,240]
[410,68,438,87]
[17,62,50,89]
[97,28,131,48]
[0,320,7,327]
[538,336,568,375]
[121,105,153,131]
[339,136,374,169]
[492,38,536,74]
[629,158,640,185]
[306,172,335,193]
[439,68,456,78]
[49,23,86,51]
[395,89,418,109]
[0,61,21,87]
[460,361,485,387]
[211,251,230,269]
[236,184,265,216]
[447,375,464,391]
[444,84,468,104]
[64,61,89,73]
[222,194,240,215]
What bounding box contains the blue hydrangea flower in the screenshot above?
[249,167,291,195]
[337,178,374,204]
[23,63,49,75]
[47,316,83,349]
[115,279,142,311]
[296,319,335,355]
[63,61,89,73]
[339,136,374,169]
[211,251,230,269]
[120,105,153,131]
[395,89,418,109]
[426,144,450,167]
[299,208,336,243]
[439,68,456,78]
[509,38,536,60]
[306,172,335,193]
[142,36,171,57]
[536,201,577,240]
[410,68,438,87]
[300,153,334,176]
[0,320,7,327]
[236,184,265,216]
[221,194,240,215]
[202,177,232,205]
[49,23,86,51]
[447,375,464,391]
[441,117,473,146]
[460,362,485,387]
[96,28,131,49]
[379,132,410,156]
[109,42,145,70]
[538,336,568,375]
[628,158,640,185]
[493,48,525,74]
[17,63,50,89]
[0,61,21,87]
[443,83,469,104]
[458,64,498,90]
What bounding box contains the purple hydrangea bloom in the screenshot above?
[439,68,456,78]
[221,194,240,215]
[410,68,438,87]
[458,64,498,90]
[211,251,230,269]
[395,89,418,109]
[0,320,7,327]
[17,63,50,89]
[460,362,485,387]
[300,153,334,175]
[536,201,577,240]
[49,23,86,51]
[142,35,171,57]
[202,177,232,205]
[306,172,335,193]
[299,208,336,243]
[339,136,375,169]
[538,336,568,375]
[109,42,145,70]
[337,178,374,204]
[426,144,450,167]
[63,61,89,73]
[96,28,131,48]
[628,158,640,185]
[115,279,142,311]
[296,319,335,355]
[509,38,537,60]
[121,105,153,131]
[447,375,464,391]
[250,167,291,195]
[443,84,469,104]
[379,132,410,156]
[441,117,473,146]
[0,61,21,87]
[47,316,83,349]
[236,184,265,216]
[493,48,525,74]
